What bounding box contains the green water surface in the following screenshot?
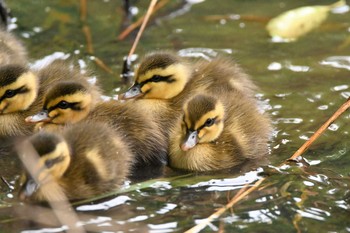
[0,0,349,232]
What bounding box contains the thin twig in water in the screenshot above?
[289,97,350,161]
[82,25,94,54]
[92,57,113,74]
[185,178,265,233]
[80,0,87,22]
[127,0,158,58]
[120,0,159,82]
[185,97,350,232]
[79,0,113,74]
[117,0,169,41]
[1,176,12,190]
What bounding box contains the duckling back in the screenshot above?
[172,56,258,109]
[18,121,133,202]
[0,29,27,66]
[87,100,168,179]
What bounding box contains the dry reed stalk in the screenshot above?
[117,0,168,41]
[79,0,87,22]
[185,178,266,233]
[82,25,94,54]
[289,97,350,160]
[127,0,158,58]
[185,97,350,232]
[92,57,113,74]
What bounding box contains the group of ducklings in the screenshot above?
[0,29,272,202]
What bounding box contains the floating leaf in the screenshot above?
[266,0,346,41]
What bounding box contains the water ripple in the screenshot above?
[190,169,262,191]
[320,56,350,70]
[76,195,131,211]
[149,222,178,233]
[277,118,303,124]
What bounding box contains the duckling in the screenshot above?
[0,65,39,137]
[169,94,271,171]
[121,52,189,130]
[17,121,133,202]
[26,80,168,178]
[26,67,101,130]
[121,51,259,134]
[0,29,34,137]
[0,59,98,137]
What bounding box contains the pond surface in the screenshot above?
[1,0,350,232]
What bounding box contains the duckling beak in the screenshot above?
[121,83,143,99]
[18,178,38,200]
[181,130,198,151]
[25,110,51,123]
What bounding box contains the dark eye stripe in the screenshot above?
[0,86,28,102]
[198,117,218,131]
[46,102,81,113]
[138,75,175,87]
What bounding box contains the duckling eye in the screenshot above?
[57,101,69,109]
[5,89,16,98]
[205,118,215,127]
[150,75,162,82]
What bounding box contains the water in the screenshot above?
[1,0,350,232]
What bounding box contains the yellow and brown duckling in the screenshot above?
[0,59,98,137]
[0,29,38,137]
[121,52,191,131]
[122,51,257,106]
[18,121,133,202]
[169,94,271,171]
[26,71,101,130]
[120,52,259,135]
[0,65,39,138]
[26,80,168,178]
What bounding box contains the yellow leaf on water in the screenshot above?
[266,0,346,42]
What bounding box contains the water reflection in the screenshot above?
[320,56,350,71]
[1,0,350,232]
[76,196,131,211]
[190,169,262,191]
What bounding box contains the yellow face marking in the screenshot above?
[195,101,225,143]
[28,141,71,186]
[85,148,109,180]
[0,72,38,113]
[136,64,191,99]
[46,93,92,124]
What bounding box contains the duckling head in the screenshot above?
[18,132,71,200]
[181,95,225,151]
[122,52,191,100]
[26,81,94,125]
[0,65,38,114]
